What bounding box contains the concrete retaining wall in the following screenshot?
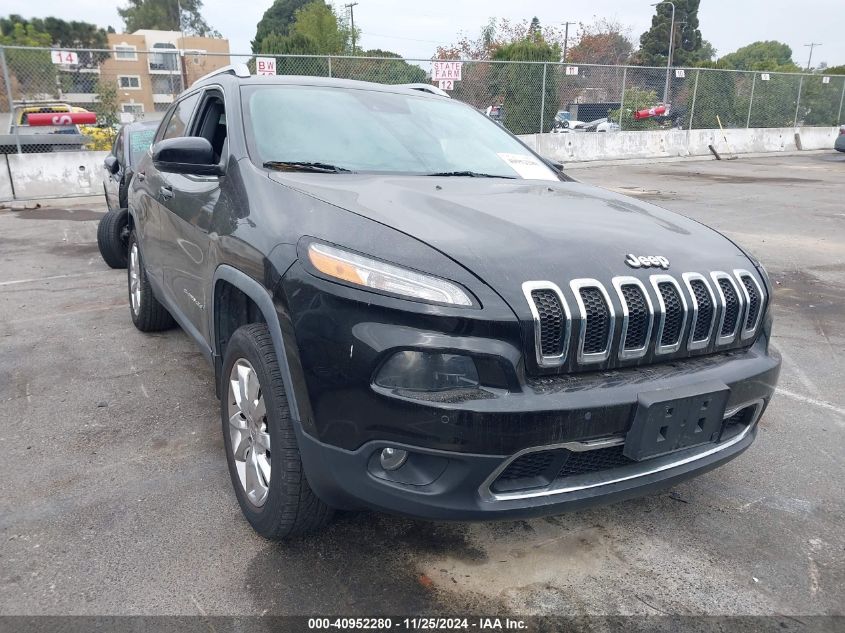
[4,151,108,201]
[0,127,838,202]
[518,126,839,163]
[0,159,12,202]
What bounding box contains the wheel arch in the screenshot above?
[211,265,305,428]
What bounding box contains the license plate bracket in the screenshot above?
[624,381,730,461]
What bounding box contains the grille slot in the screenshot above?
[556,445,634,479]
[740,275,761,331]
[498,451,555,481]
[580,287,610,354]
[621,284,649,350]
[689,279,714,342]
[658,282,684,346]
[718,278,740,337]
[531,289,565,357]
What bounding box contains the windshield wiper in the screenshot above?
[426,171,516,179]
[263,161,353,173]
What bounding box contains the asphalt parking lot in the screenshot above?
[0,152,843,617]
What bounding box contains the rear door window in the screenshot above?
[161,92,201,140]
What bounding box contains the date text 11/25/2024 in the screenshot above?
[307,617,528,630]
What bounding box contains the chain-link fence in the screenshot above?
[2,45,844,154]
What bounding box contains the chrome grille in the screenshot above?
[742,278,760,328]
[523,281,570,367]
[651,275,688,354]
[735,269,765,340]
[690,281,714,339]
[719,279,740,335]
[613,277,653,360]
[658,282,684,346]
[580,288,610,353]
[531,289,565,357]
[683,273,717,351]
[712,271,744,345]
[524,269,764,370]
[621,286,648,348]
[571,280,615,364]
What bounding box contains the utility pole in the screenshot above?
[345,2,359,54]
[804,43,822,71]
[561,21,576,62]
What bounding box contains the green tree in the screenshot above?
[256,32,325,75]
[93,78,120,128]
[334,49,425,84]
[688,68,743,128]
[490,32,560,134]
[291,2,350,54]
[717,41,797,71]
[636,0,703,67]
[609,87,662,130]
[566,18,634,65]
[0,18,56,102]
[252,0,315,52]
[797,73,844,126]
[2,14,111,67]
[118,0,220,37]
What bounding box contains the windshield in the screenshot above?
[243,85,557,180]
[128,127,156,165]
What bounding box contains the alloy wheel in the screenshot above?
[227,359,271,506]
[129,243,141,315]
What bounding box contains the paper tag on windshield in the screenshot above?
[497,153,557,181]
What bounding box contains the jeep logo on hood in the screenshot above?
[625,254,670,269]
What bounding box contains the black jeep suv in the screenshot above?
[126,65,780,539]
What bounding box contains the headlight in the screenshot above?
[375,351,479,391]
[307,242,473,306]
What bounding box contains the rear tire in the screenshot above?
[127,230,174,332]
[221,323,333,539]
[97,208,129,269]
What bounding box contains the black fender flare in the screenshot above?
[210,264,306,427]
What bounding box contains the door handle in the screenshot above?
[136,171,145,182]
[159,186,174,201]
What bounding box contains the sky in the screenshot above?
[4,0,843,68]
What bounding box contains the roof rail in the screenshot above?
[192,63,251,86]
[399,83,451,98]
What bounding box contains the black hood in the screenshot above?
[269,173,752,309]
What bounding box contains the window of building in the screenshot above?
[149,42,179,72]
[118,75,141,89]
[122,103,144,114]
[151,75,183,95]
[114,45,137,61]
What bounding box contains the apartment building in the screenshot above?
[61,30,230,120]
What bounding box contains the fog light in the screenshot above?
[375,351,479,391]
[380,447,408,471]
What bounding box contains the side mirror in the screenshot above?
[104,155,119,174]
[152,137,222,176]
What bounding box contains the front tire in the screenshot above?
[97,208,129,269]
[127,231,174,332]
[222,323,333,539]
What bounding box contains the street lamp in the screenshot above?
[651,1,675,104]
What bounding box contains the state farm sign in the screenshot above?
[432,61,462,81]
